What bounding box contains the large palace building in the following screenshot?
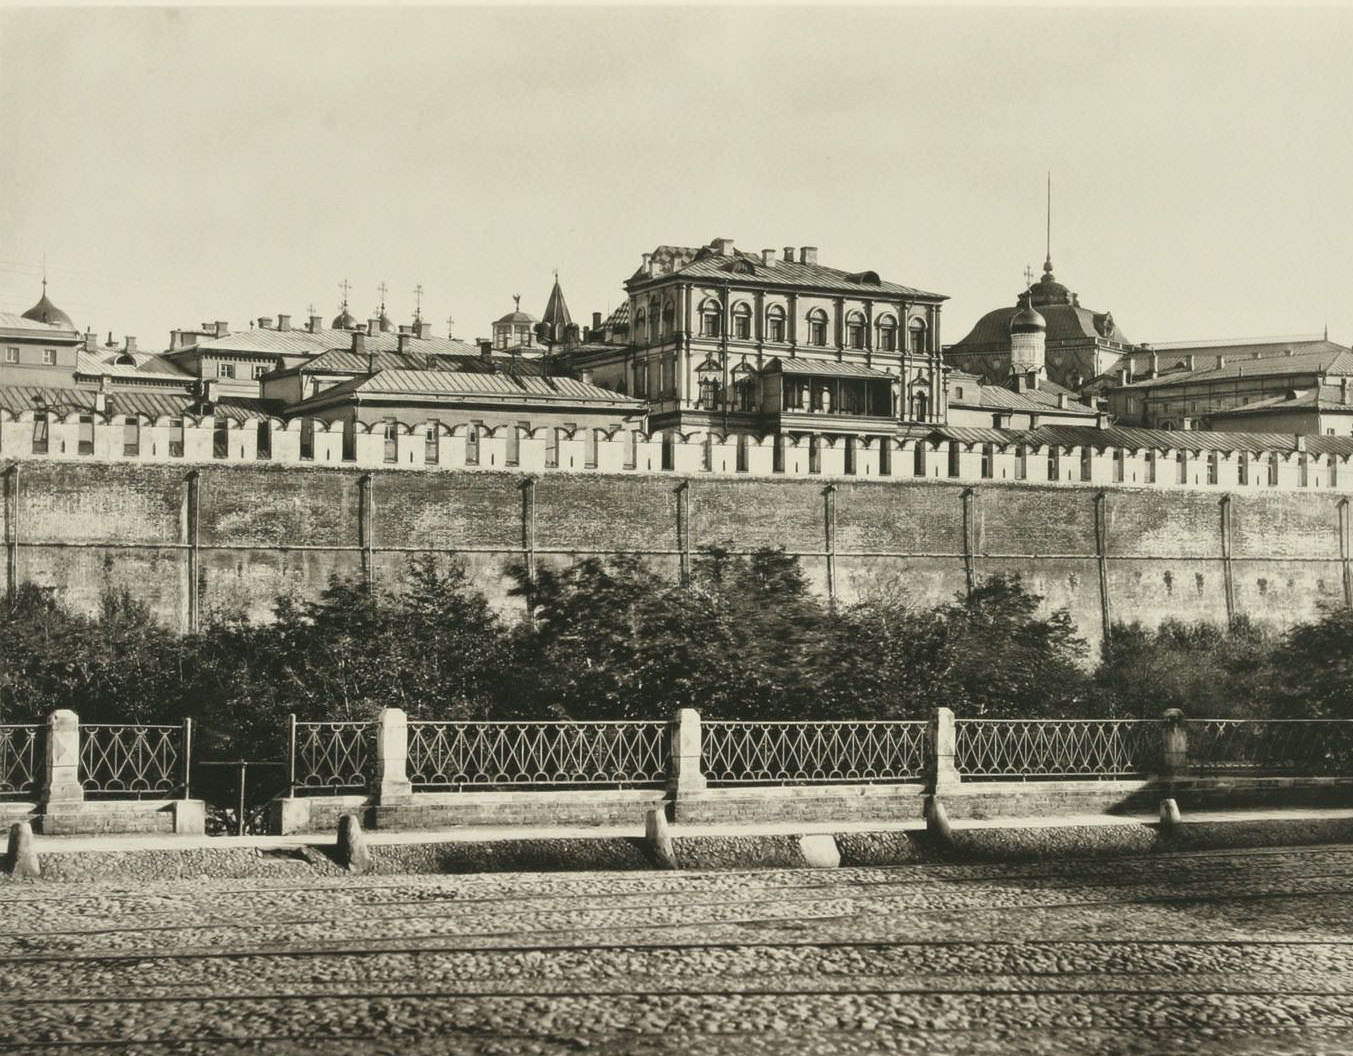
[563,239,951,442]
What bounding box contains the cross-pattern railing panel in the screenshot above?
[0,725,41,799]
[80,724,185,797]
[292,721,375,793]
[1186,719,1353,775]
[701,721,929,785]
[954,719,1162,779]
[407,721,668,789]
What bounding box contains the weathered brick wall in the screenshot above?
[4,462,1350,649]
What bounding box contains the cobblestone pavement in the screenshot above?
[7,844,1353,1054]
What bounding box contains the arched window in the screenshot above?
[876,314,897,352]
[807,308,829,347]
[732,365,757,412]
[699,299,722,338]
[910,390,929,422]
[662,300,676,337]
[648,299,660,344]
[909,318,927,355]
[634,308,647,345]
[698,377,722,409]
[765,305,786,343]
[731,302,752,341]
[845,311,866,350]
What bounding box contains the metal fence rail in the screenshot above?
[290,719,375,794]
[406,721,669,789]
[954,719,1162,779]
[701,720,929,785]
[80,722,189,797]
[0,724,41,799]
[1186,719,1353,775]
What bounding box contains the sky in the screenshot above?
[2,5,1352,352]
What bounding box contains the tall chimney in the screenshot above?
[800,246,819,265]
[416,321,432,340]
[351,330,366,357]
[783,247,796,263]
[478,338,492,363]
[397,332,411,354]
[124,336,138,354]
[308,314,323,333]
[761,248,776,265]
[86,331,99,352]
[277,314,291,331]
[592,311,602,330]
[368,317,380,337]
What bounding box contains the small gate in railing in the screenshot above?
[953,719,1162,780]
[1186,719,1353,776]
[0,724,42,799]
[288,717,376,794]
[406,720,668,790]
[701,720,930,785]
[80,721,191,798]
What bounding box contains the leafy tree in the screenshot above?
[1260,606,1353,719]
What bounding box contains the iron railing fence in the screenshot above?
[701,720,930,785]
[0,724,42,799]
[289,718,376,794]
[1185,719,1353,776]
[954,719,1163,780]
[80,722,191,798]
[406,720,669,790]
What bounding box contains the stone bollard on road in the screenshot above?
[6,821,40,879]
[645,807,677,870]
[1160,797,1182,833]
[337,813,372,875]
[925,795,953,842]
[798,834,840,869]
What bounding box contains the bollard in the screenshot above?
[798,834,840,869]
[645,806,677,870]
[925,795,952,842]
[336,813,372,875]
[1159,798,1182,832]
[6,821,40,879]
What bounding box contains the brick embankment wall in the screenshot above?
[6,462,1351,647]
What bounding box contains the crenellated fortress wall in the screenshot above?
[3,413,1351,653]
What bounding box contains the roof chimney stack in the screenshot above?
[1185,354,1195,372]
[592,311,602,330]
[277,314,291,332]
[416,321,432,340]
[783,247,796,263]
[1343,377,1351,404]
[351,330,366,357]
[478,338,492,363]
[761,248,776,265]
[800,246,819,265]
[214,321,229,338]
[368,317,380,337]
[397,332,411,354]
[124,336,137,354]
[1216,355,1226,368]
[712,237,735,256]
[308,313,323,333]
[641,252,653,276]
[257,317,273,331]
[86,331,99,353]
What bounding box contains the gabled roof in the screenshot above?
[0,311,78,335]
[1118,342,1353,390]
[0,385,276,422]
[627,243,945,300]
[168,326,478,360]
[75,350,193,383]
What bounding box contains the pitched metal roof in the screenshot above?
[170,326,479,360]
[761,357,896,380]
[948,302,1131,352]
[1206,385,1353,416]
[931,422,1353,458]
[75,350,193,382]
[1118,342,1353,390]
[628,244,945,300]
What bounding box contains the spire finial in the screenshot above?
[377,281,388,309]
[1023,264,1035,290]
[446,314,456,338]
[1044,171,1053,274]
[514,293,521,311]
[41,252,47,293]
[338,278,351,307]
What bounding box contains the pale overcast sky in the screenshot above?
[2,6,1352,352]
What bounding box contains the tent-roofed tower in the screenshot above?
[538,273,577,347]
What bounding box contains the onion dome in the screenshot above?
[21,281,74,329]
[1010,293,1046,334]
[331,305,357,329]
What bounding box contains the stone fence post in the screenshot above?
[1161,708,1189,780]
[928,706,960,791]
[667,707,707,804]
[42,708,83,808]
[375,707,411,803]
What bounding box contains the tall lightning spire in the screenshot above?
[1045,171,1052,272]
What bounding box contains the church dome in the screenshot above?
[1010,296,1046,334]
[496,309,538,326]
[21,283,74,329]
[331,306,357,329]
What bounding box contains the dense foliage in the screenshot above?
[1,550,1350,762]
